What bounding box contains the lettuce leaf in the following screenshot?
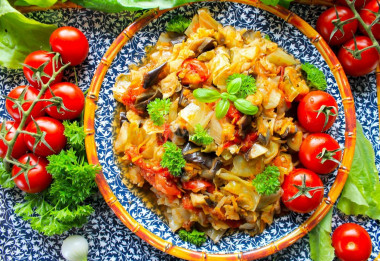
[309,209,334,261]
[13,0,60,8]
[337,121,380,220]
[0,0,57,69]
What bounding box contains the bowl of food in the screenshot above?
[84,1,356,260]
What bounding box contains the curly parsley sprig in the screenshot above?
[178,228,207,246]
[301,63,327,91]
[160,141,186,177]
[190,124,213,145]
[166,16,191,34]
[147,98,172,126]
[252,165,281,195]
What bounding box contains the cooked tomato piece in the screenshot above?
[182,179,215,193]
[178,58,209,85]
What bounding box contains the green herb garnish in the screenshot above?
[166,16,191,34]
[301,63,327,91]
[178,228,207,246]
[63,120,86,152]
[160,141,186,177]
[147,98,172,126]
[193,75,258,119]
[252,165,280,195]
[190,124,213,145]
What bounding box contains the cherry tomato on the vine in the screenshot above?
[297,91,338,133]
[338,36,379,77]
[5,85,45,123]
[332,223,372,261]
[44,82,85,120]
[178,58,209,85]
[23,50,64,89]
[299,133,342,175]
[281,168,324,213]
[50,26,89,66]
[359,0,380,40]
[12,153,52,193]
[316,6,358,46]
[0,121,28,159]
[24,117,66,157]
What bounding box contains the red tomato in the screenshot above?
[281,168,324,213]
[24,117,66,157]
[299,133,342,174]
[359,0,380,40]
[336,0,367,9]
[12,153,52,193]
[297,91,338,132]
[178,58,209,85]
[23,50,64,89]
[332,223,372,261]
[182,179,214,193]
[338,36,379,76]
[50,26,89,66]
[316,7,358,46]
[5,85,45,123]
[44,82,85,120]
[0,121,28,159]
[182,194,197,210]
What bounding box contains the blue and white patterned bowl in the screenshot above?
[85,1,355,259]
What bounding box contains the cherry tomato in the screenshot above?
[316,7,358,46]
[0,121,28,159]
[359,0,380,40]
[332,223,372,261]
[23,50,64,89]
[24,117,66,157]
[281,168,324,213]
[44,82,85,120]
[5,85,45,123]
[297,91,338,132]
[178,58,209,85]
[50,26,89,66]
[338,36,379,77]
[12,153,52,193]
[336,0,367,9]
[182,179,215,193]
[299,133,342,175]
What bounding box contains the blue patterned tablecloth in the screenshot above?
[0,3,379,261]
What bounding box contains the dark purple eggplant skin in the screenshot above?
[134,88,163,112]
[182,142,222,174]
[142,62,167,89]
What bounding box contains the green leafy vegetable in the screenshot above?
[260,0,294,8]
[234,98,258,115]
[301,63,327,91]
[252,165,280,195]
[166,16,191,34]
[13,0,61,8]
[63,120,86,152]
[178,228,207,246]
[226,74,256,98]
[215,98,230,119]
[308,208,335,261]
[0,0,57,69]
[160,141,186,177]
[0,159,14,188]
[190,124,213,145]
[264,34,271,41]
[147,98,172,126]
[192,88,221,102]
[337,121,380,220]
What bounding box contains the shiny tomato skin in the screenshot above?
[178,58,209,85]
[0,121,28,159]
[23,50,64,89]
[24,117,66,157]
[12,153,52,193]
[182,179,214,193]
[50,26,89,66]
[336,0,367,9]
[332,223,372,261]
[44,82,85,120]
[316,7,358,46]
[338,36,379,77]
[281,168,324,213]
[299,133,342,174]
[5,85,45,123]
[359,0,380,40]
[297,91,338,132]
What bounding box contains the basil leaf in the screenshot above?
[337,121,380,220]
[193,88,220,103]
[215,99,230,119]
[233,99,258,115]
[309,208,334,261]
[226,77,241,95]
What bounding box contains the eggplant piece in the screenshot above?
[197,37,217,54]
[174,127,189,139]
[167,32,186,45]
[134,89,163,111]
[182,142,222,174]
[237,115,252,138]
[142,62,167,89]
[119,111,129,126]
[258,129,271,146]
